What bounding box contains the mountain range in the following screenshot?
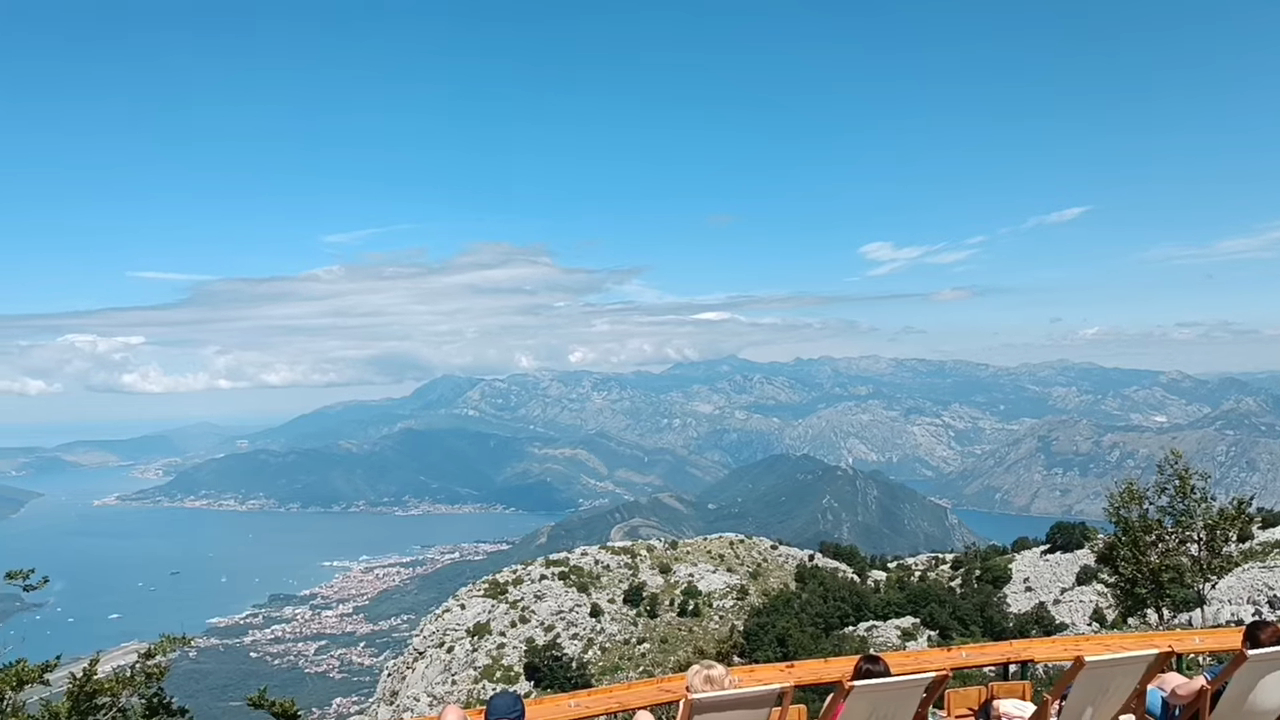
[8,356,1280,518]
[180,357,1280,517]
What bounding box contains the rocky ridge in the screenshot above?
[367,529,1280,720]
[368,535,850,719]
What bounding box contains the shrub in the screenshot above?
[643,592,662,619]
[1089,604,1110,628]
[1009,536,1041,554]
[522,637,593,693]
[1044,521,1099,554]
[622,580,647,608]
[1075,563,1100,587]
[467,621,492,639]
[656,560,674,576]
[588,602,604,619]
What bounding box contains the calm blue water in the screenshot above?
[950,507,1105,545]
[0,468,559,663]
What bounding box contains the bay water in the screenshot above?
[0,468,559,663]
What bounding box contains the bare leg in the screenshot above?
[633,711,657,720]
[1150,672,1193,693]
[441,705,469,720]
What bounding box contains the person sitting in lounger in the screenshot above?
[821,653,892,719]
[1145,618,1280,719]
[633,660,738,720]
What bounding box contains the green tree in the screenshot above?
[1095,450,1255,627]
[1009,536,1041,554]
[2,568,301,720]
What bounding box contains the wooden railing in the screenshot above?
[426,627,1244,720]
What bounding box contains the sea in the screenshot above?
[0,467,559,664]
[2,468,1091,665]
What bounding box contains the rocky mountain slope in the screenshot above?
[365,527,1280,720]
[217,357,1280,518]
[367,535,849,718]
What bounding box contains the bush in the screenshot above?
[643,592,662,619]
[656,560,674,575]
[588,602,604,619]
[1009,536,1041,553]
[1044,521,1098,554]
[522,637,593,693]
[1075,563,1100,587]
[1257,506,1280,531]
[621,580,647,608]
[1089,604,1110,628]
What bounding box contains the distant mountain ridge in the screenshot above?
[0,422,248,476]
[121,427,722,512]
[212,356,1280,517]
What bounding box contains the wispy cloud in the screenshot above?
[1018,206,1093,231]
[321,223,418,245]
[857,206,1092,278]
[1146,228,1280,264]
[930,288,975,302]
[126,271,219,281]
[858,241,972,276]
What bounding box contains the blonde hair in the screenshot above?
[686,660,737,694]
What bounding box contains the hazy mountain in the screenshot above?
[0,422,247,475]
[219,356,1280,518]
[120,427,722,512]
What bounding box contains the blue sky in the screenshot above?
[1,1,1278,439]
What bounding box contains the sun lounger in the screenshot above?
[1178,645,1280,720]
[1034,649,1169,720]
[820,670,950,720]
[676,683,795,720]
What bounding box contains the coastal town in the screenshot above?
[196,542,511,719]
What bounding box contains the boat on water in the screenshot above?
[148,587,156,592]
[107,613,122,619]
[168,570,181,576]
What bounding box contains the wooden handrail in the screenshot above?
[422,627,1243,720]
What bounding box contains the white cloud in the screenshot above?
[0,245,967,395]
[320,224,417,245]
[924,249,978,265]
[126,271,219,281]
[1019,206,1093,230]
[1146,228,1280,263]
[0,377,62,396]
[858,242,970,276]
[930,288,975,302]
[858,206,1091,278]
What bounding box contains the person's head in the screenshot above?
[483,691,525,720]
[1242,619,1280,650]
[850,654,892,681]
[686,660,737,694]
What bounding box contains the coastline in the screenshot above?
[93,494,518,516]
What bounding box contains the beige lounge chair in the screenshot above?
[1180,644,1280,720]
[1033,649,1170,720]
[676,683,794,720]
[820,670,950,720]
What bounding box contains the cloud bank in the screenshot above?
[0,245,967,396]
